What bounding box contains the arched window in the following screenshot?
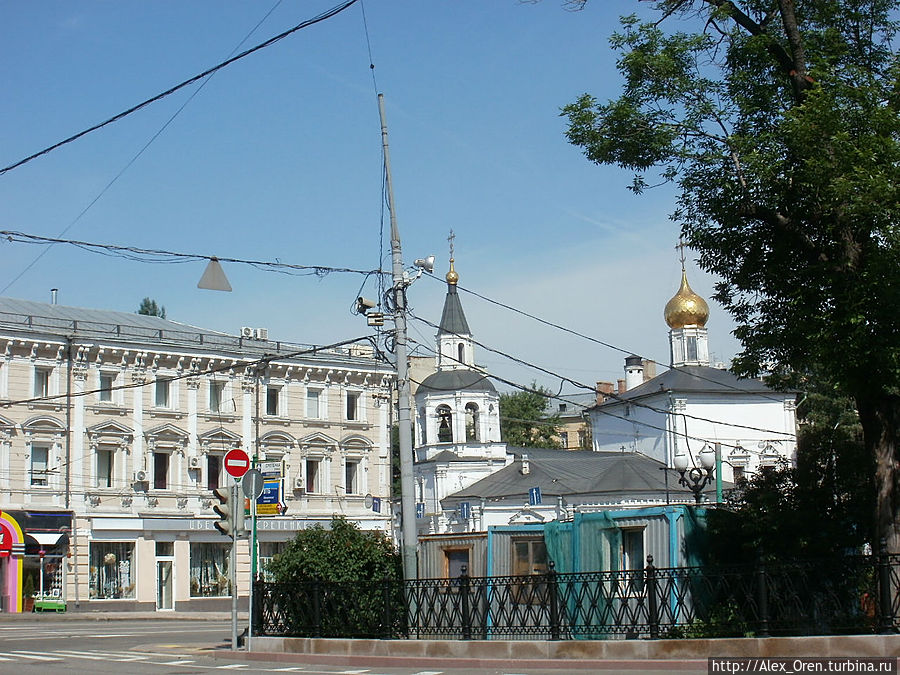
[465,403,479,442]
[437,405,453,443]
[419,408,427,445]
[457,343,465,365]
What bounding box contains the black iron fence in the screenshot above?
[254,551,900,640]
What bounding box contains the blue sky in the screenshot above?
[0,0,740,394]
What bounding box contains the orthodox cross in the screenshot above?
[448,229,456,260]
[676,238,687,270]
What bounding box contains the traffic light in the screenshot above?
[213,486,234,538]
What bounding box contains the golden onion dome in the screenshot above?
[446,257,459,285]
[664,269,709,328]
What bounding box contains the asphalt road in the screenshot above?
[0,618,709,674]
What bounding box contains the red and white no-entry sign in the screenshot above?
[224,448,250,479]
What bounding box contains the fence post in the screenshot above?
[756,551,770,638]
[383,573,393,639]
[646,555,659,639]
[548,560,560,640]
[877,538,895,634]
[312,579,322,637]
[252,578,262,637]
[460,564,471,640]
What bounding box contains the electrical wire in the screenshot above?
[0,231,381,278]
[0,0,286,296]
[0,0,361,177]
[406,312,796,440]
[421,272,791,404]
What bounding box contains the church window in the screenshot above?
[437,405,453,443]
[457,343,465,365]
[419,408,427,445]
[686,336,698,361]
[465,403,479,442]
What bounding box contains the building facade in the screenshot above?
[589,268,797,481]
[0,297,393,612]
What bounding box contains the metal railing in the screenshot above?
[254,551,900,640]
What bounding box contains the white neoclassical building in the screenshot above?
[0,296,393,613]
[589,267,797,482]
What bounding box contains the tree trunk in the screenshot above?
[858,393,900,554]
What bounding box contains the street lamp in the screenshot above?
[673,445,716,503]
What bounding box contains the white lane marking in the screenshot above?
[412,672,444,675]
[0,655,16,661]
[56,649,149,661]
[159,659,196,665]
[270,669,307,672]
[217,665,250,670]
[9,651,65,661]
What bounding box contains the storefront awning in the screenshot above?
[25,532,66,547]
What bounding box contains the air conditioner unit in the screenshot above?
[134,470,147,483]
[294,477,305,492]
[255,327,268,341]
[188,456,202,469]
[240,326,254,339]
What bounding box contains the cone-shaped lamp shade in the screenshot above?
[198,257,232,291]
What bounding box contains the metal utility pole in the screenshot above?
[378,93,417,582]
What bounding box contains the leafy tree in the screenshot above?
[563,2,900,551]
[266,516,400,583]
[499,382,562,448]
[137,297,166,319]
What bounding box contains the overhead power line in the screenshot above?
[0,231,381,278]
[0,0,360,177]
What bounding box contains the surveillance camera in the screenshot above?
[414,255,435,273]
[356,297,377,313]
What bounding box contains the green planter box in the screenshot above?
[34,598,66,613]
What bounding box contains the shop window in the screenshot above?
[266,386,280,416]
[437,405,453,443]
[346,392,359,421]
[89,542,135,599]
[209,381,225,413]
[306,389,321,418]
[34,367,51,398]
[153,451,169,490]
[207,454,222,491]
[96,446,115,488]
[155,379,170,408]
[259,541,289,581]
[306,458,321,493]
[345,460,359,495]
[30,444,49,486]
[189,542,231,597]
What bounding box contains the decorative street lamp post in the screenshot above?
[673,445,717,503]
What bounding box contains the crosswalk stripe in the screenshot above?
[8,651,64,661]
[159,660,195,665]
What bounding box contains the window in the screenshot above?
[560,432,569,449]
[306,389,320,418]
[156,541,174,557]
[153,452,169,490]
[345,460,359,495]
[99,372,115,403]
[686,335,698,361]
[578,430,588,449]
[559,403,568,413]
[34,367,51,398]
[189,543,230,597]
[209,381,225,413]
[30,444,49,486]
[155,379,170,408]
[733,465,746,482]
[621,528,645,571]
[97,446,114,488]
[437,405,453,443]
[511,537,548,604]
[457,343,465,364]
[444,548,470,579]
[465,403,479,442]
[89,542,134,599]
[266,386,280,416]
[306,459,320,493]
[346,392,359,421]
[259,541,289,582]
[207,454,222,491]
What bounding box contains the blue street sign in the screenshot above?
[529,486,542,506]
[416,503,425,519]
[371,497,381,513]
[459,501,471,520]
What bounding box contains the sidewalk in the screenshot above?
[0,610,246,621]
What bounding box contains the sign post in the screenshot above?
[223,448,248,651]
[241,468,263,652]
